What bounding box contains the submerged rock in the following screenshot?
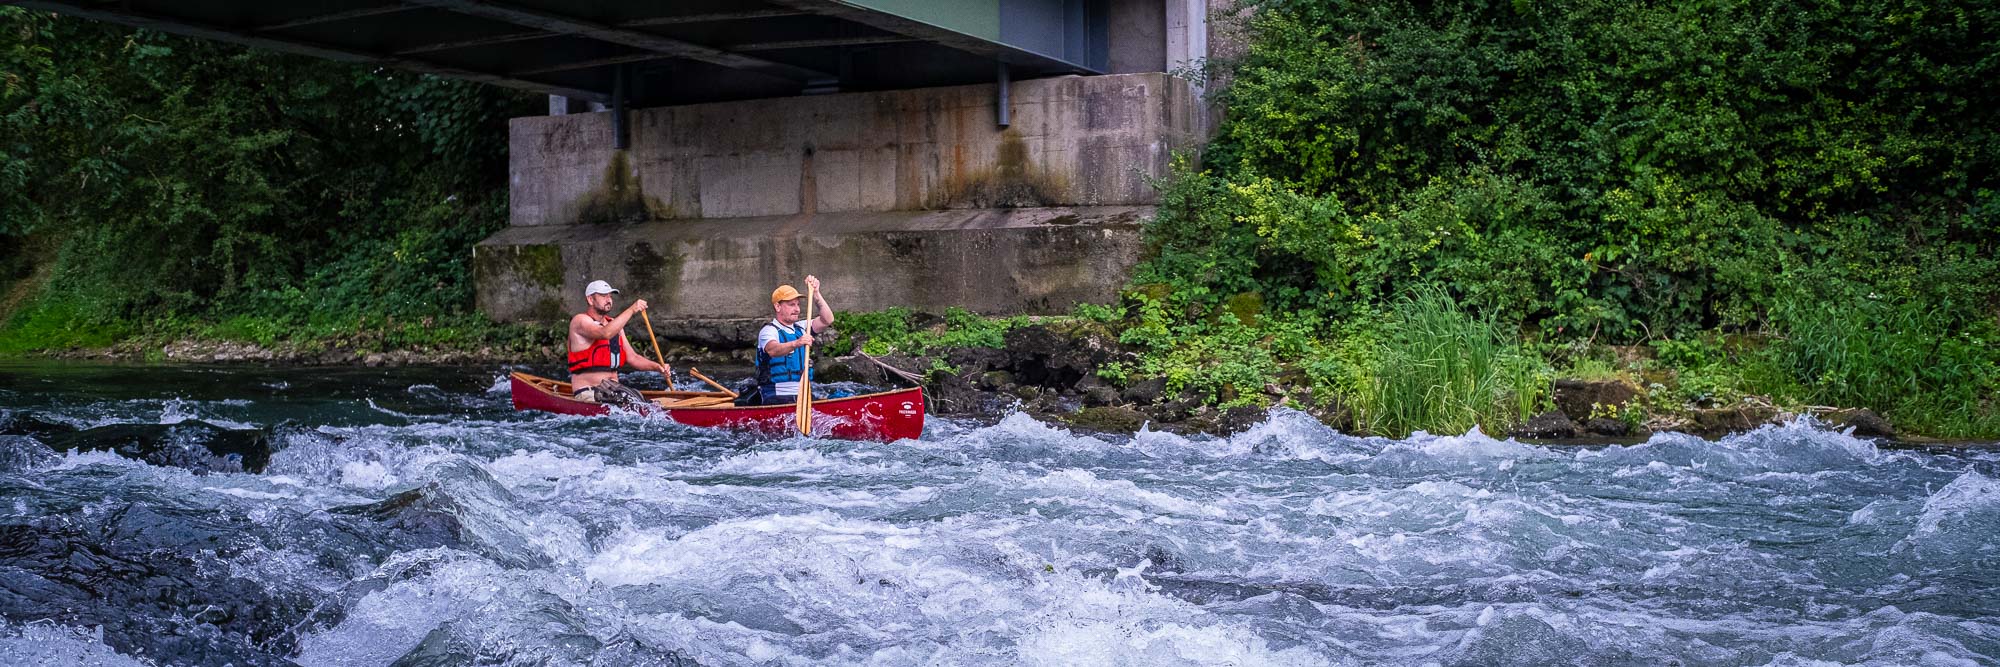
[330,458,582,569]
[34,420,275,474]
[0,509,338,666]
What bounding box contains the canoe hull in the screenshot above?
[508,373,925,442]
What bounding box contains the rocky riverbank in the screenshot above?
[811,322,1915,443]
[17,323,1926,443]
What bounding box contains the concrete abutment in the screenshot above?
[477,70,1205,338]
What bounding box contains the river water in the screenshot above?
[0,362,1996,666]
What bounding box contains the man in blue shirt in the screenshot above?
[755,275,834,405]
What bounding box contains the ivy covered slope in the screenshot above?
[1118,0,2000,438]
[0,9,549,358]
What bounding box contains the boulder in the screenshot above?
[35,420,274,474]
[1120,377,1168,405]
[1511,411,1582,439]
[1686,402,1783,437]
[1066,406,1149,433]
[1826,408,1896,438]
[1000,323,1135,390]
[1082,385,1120,407]
[1552,379,1640,422]
[1582,417,1632,437]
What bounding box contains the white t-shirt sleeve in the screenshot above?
[756,323,780,355]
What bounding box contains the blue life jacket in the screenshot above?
[755,322,813,397]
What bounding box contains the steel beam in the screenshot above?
[254,6,417,32]
[400,0,836,82]
[6,0,611,101]
[394,30,551,56]
[763,0,1097,73]
[513,52,669,76]
[621,10,810,27]
[730,35,913,52]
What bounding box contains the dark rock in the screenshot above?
[815,355,876,384]
[1217,406,1267,435]
[1083,385,1120,407]
[36,420,274,474]
[1827,408,1896,438]
[329,459,558,569]
[1120,377,1168,405]
[647,317,765,349]
[1066,406,1149,433]
[1158,388,1205,422]
[1687,403,1783,437]
[1511,411,1583,439]
[1001,324,1136,390]
[945,347,1009,375]
[0,411,77,439]
[0,511,341,666]
[979,370,1016,390]
[1552,379,1641,422]
[1582,417,1631,437]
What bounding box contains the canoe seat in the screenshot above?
[654,396,737,409]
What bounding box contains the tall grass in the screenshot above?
[1771,296,2000,438]
[1350,290,1550,437]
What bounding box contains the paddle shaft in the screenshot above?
[796,282,815,435]
[640,310,672,390]
[690,368,736,398]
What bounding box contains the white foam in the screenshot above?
[0,620,153,667]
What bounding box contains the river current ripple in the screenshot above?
[0,364,1996,666]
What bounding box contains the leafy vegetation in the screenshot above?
[0,8,549,353]
[1113,0,1999,436]
[823,307,1031,357]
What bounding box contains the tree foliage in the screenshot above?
[0,8,538,339]
[1133,0,1999,434]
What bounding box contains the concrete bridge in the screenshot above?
[15,0,1223,341]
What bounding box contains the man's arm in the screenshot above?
[620,333,668,373]
[761,325,813,357]
[573,301,647,340]
[806,275,834,332]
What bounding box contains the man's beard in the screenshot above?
[595,304,614,316]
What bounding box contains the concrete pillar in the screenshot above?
[547,95,607,116]
[1166,0,1208,93]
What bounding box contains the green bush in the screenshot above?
[0,9,538,348]
[1120,0,1999,437]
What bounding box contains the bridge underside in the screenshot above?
[11,0,1109,105]
[20,0,1215,329]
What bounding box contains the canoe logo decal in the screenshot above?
[899,401,918,416]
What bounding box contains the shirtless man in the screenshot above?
[567,280,668,404]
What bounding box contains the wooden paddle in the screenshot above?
[690,368,736,398]
[796,281,815,436]
[640,309,673,390]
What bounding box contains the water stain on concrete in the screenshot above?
[939,129,1071,209]
[570,150,669,223]
[473,244,568,319]
[622,241,682,311]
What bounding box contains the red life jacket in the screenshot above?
[567,319,623,374]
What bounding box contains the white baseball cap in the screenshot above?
[584,280,619,297]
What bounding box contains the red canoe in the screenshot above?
[508,372,925,442]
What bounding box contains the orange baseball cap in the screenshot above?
[771,285,802,304]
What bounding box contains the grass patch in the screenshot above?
[1341,290,1550,437]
